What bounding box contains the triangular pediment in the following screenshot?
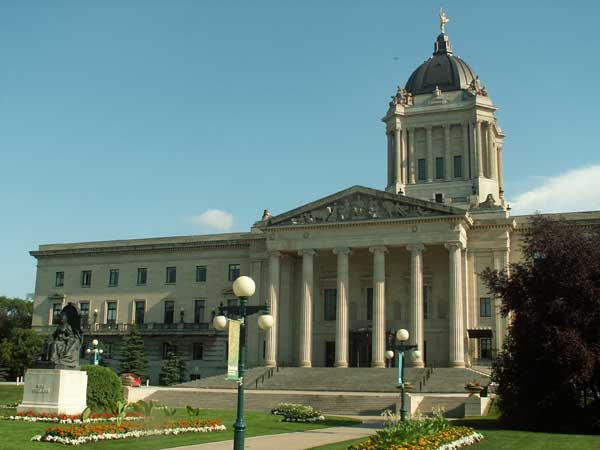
[257,186,467,228]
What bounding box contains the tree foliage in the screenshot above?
[482,216,600,432]
[159,351,185,386]
[0,296,33,340]
[118,326,148,381]
[0,328,44,378]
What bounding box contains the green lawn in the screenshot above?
[0,385,23,405]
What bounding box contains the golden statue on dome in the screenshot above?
[439,8,449,33]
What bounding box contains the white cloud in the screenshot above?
[511,165,600,215]
[190,209,234,231]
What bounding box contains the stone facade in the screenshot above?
[29,26,600,384]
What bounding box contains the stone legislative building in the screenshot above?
[29,20,600,384]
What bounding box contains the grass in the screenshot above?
[0,387,361,450]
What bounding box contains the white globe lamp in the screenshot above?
[92,339,99,346]
[233,276,256,298]
[385,350,395,360]
[99,349,104,354]
[85,348,91,354]
[412,350,422,361]
[396,329,409,342]
[257,313,274,331]
[213,314,228,331]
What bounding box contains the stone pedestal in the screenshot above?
[17,369,87,415]
[464,394,492,417]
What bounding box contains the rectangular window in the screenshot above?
[435,157,444,179]
[106,302,117,325]
[453,155,462,178]
[323,288,337,321]
[417,159,426,181]
[480,337,492,359]
[480,298,492,317]
[162,342,176,360]
[135,300,145,325]
[104,342,113,358]
[423,285,430,320]
[165,267,176,284]
[193,342,204,360]
[81,270,92,287]
[55,272,64,287]
[366,288,373,321]
[196,265,207,282]
[51,303,62,325]
[435,193,444,203]
[108,269,119,287]
[164,300,175,324]
[137,268,147,285]
[228,264,240,282]
[194,299,205,324]
[79,302,89,324]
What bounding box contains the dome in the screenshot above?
[405,33,478,95]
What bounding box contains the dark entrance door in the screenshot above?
[325,341,335,367]
[349,329,371,367]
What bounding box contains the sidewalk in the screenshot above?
[164,422,380,450]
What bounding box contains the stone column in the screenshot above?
[408,128,416,184]
[476,121,484,177]
[369,246,387,368]
[333,247,351,368]
[487,122,497,181]
[444,124,451,181]
[265,252,280,367]
[498,146,504,196]
[493,251,506,353]
[395,128,402,186]
[462,248,471,367]
[426,126,433,182]
[462,123,470,179]
[407,244,425,367]
[298,249,315,368]
[401,129,408,185]
[445,242,465,367]
[388,132,394,187]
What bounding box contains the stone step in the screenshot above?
[416,396,466,418]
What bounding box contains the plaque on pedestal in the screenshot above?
[17,369,88,416]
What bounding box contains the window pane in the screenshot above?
[107,302,117,324]
[423,285,430,319]
[164,301,175,324]
[366,288,373,321]
[417,159,426,181]
[479,298,491,317]
[196,266,207,282]
[135,301,145,324]
[52,304,62,324]
[166,267,176,284]
[193,342,203,360]
[324,289,336,321]
[453,155,462,178]
[81,271,92,287]
[55,272,64,287]
[137,268,147,285]
[435,157,444,179]
[109,269,119,286]
[228,264,240,281]
[194,299,205,323]
[79,302,89,324]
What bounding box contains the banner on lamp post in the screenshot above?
[226,319,241,380]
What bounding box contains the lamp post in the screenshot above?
[85,339,103,365]
[385,328,420,422]
[212,276,273,450]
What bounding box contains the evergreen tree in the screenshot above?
[118,326,148,381]
[159,351,185,386]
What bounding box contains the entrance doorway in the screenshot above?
[325,341,335,367]
[349,329,371,367]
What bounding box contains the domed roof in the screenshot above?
[405,33,478,95]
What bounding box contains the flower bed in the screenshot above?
[348,426,483,450]
[31,418,225,445]
[270,403,325,423]
[6,411,142,424]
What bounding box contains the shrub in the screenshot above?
[271,403,324,422]
[159,352,185,386]
[82,365,124,411]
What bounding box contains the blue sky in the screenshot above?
[1,1,600,298]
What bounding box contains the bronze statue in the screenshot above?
[38,303,83,370]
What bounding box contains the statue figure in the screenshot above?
[439,8,449,33]
[389,86,413,107]
[38,303,83,370]
[261,209,272,221]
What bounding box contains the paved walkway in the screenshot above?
[164,421,380,450]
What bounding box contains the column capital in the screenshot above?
[444,241,464,251]
[333,247,352,256]
[425,125,433,132]
[269,251,282,258]
[406,243,425,254]
[298,249,316,257]
[369,246,388,254]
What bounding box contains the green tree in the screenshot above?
[159,351,185,386]
[0,328,44,378]
[118,326,148,381]
[0,296,33,340]
[482,216,600,432]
